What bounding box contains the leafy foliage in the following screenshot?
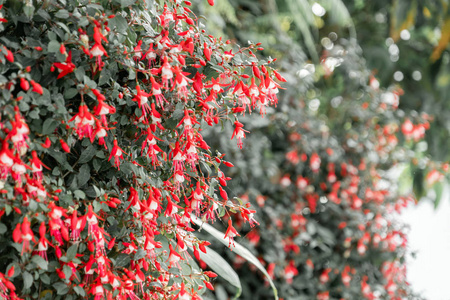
[196,0,441,299]
[0,0,283,299]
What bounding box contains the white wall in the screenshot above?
[401,190,450,300]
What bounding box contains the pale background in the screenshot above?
[402,188,450,300]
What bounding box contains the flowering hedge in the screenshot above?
[0,0,283,299]
[205,35,436,299]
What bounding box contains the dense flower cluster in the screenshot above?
[0,1,281,299]
[207,43,434,299]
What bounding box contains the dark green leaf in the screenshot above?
[32,255,48,270]
[42,118,58,135]
[66,244,78,261]
[114,253,131,267]
[22,271,33,289]
[78,145,97,164]
[77,164,90,187]
[54,282,69,295]
[48,40,60,53]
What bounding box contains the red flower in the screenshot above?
[108,140,127,169]
[231,121,249,149]
[68,103,96,140]
[53,50,75,79]
[30,80,43,95]
[224,219,240,247]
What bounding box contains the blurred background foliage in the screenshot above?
[190,0,450,299]
[197,0,450,203]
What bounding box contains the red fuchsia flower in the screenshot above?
[286,149,300,165]
[133,85,152,116]
[176,282,191,300]
[165,196,181,217]
[140,128,164,167]
[159,4,175,27]
[177,109,198,140]
[184,140,198,169]
[426,169,444,186]
[92,119,108,148]
[192,72,205,95]
[142,43,157,66]
[59,139,70,153]
[0,140,15,180]
[341,265,352,287]
[90,284,105,300]
[149,103,164,132]
[190,182,204,213]
[310,152,321,172]
[173,66,193,100]
[69,103,96,140]
[284,260,299,284]
[125,187,142,212]
[0,273,17,298]
[108,140,127,169]
[296,176,309,189]
[53,50,75,79]
[92,89,116,126]
[240,206,259,227]
[224,219,240,247]
[68,210,86,241]
[30,80,43,95]
[2,46,14,63]
[401,118,413,138]
[24,174,47,200]
[317,291,330,300]
[12,217,36,255]
[91,27,107,56]
[170,142,186,173]
[233,81,251,114]
[0,5,7,23]
[319,268,332,284]
[167,244,183,269]
[231,120,249,149]
[20,77,30,91]
[11,153,30,185]
[149,77,167,107]
[35,222,52,261]
[160,57,173,88]
[205,77,229,95]
[8,107,30,154]
[30,150,49,179]
[133,40,143,61]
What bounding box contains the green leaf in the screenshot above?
[55,9,70,19]
[66,244,78,261]
[77,164,90,187]
[78,145,97,164]
[74,189,86,200]
[195,246,241,297]
[110,15,128,33]
[42,118,58,135]
[114,253,131,267]
[73,286,86,297]
[434,181,444,208]
[134,249,146,260]
[54,282,69,295]
[0,223,6,234]
[32,255,48,270]
[64,88,78,100]
[22,271,33,289]
[48,40,60,53]
[191,215,278,300]
[121,0,136,8]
